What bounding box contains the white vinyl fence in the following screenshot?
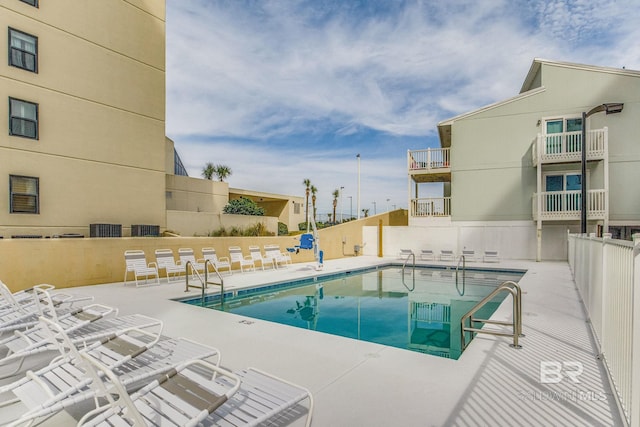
[568,233,640,427]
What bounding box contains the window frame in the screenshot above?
[8,27,38,73]
[9,175,40,214]
[8,97,39,140]
[19,0,39,8]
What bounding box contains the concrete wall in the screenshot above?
[364,220,573,261]
[166,211,279,236]
[0,1,167,237]
[1,211,408,292]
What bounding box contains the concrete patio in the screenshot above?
[1,257,624,426]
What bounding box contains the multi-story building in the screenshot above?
[408,59,639,260]
[1,0,167,237]
[0,1,304,238]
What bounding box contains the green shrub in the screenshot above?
[223,197,265,216]
[278,222,288,236]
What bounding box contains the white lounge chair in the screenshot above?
[0,288,161,378]
[398,249,414,259]
[249,245,275,270]
[1,317,220,427]
[78,353,314,427]
[123,250,159,287]
[420,249,435,261]
[228,246,255,272]
[201,247,232,275]
[178,248,206,277]
[154,249,183,282]
[264,244,292,268]
[484,250,501,263]
[461,249,476,262]
[440,249,455,261]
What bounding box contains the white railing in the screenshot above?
[533,189,605,220]
[408,148,450,171]
[411,197,451,217]
[568,233,640,427]
[532,127,607,165]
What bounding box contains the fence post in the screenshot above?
[632,234,640,427]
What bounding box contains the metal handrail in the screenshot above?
[460,280,523,351]
[184,260,225,308]
[401,252,415,291]
[455,255,466,296]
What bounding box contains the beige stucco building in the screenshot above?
[406,59,640,260]
[0,1,304,239]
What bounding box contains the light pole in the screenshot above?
[580,103,623,234]
[372,201,376,215]
[386,198,390,212]
[356,154,361,219]
[348,196,353,220]
[340,186,344,223]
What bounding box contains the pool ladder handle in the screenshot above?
[184,260,225,307]
[460,280,524,351]
[455,255,466,296]
[401,252,416,291]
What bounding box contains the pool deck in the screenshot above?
[2,257,624,426]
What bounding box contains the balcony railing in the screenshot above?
[533,189,606,220]
[411,197,451,217]
[409,148,450,171]
[532,128,607,165]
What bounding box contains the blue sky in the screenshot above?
[165,0,639,217]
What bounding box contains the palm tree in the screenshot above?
[332,189,340,224]
[303,179,311,228]
[310,185,318,223]
[202,162,215,180]
[214,164,232,182]
[362,208,369,218]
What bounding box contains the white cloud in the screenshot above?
[166,0,640,215]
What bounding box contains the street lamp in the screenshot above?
[340,186,344,223]
[372,201,377,215]
[348,195,353,220]
[580,103,624,234]
[356,154,361,219]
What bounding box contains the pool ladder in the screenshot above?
[184,260,225,308]
[460,280,523,351]
[455,255,466,296]
[401,252,415,291]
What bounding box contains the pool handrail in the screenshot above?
[460,280,523,351]
[455,255,466,296]
[401,252,415,291]
[185,260,225,308]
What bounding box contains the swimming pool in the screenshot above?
[181,265,525,359]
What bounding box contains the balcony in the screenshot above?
[533,190,605,221]
[532,128,607,166]
[408,148,450,183]
[410,197,451,217]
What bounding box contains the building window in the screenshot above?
[10,175,39,214]
[9,28,38,72]
[9,97,38,139]
[19,0,38,6]
[294,202,301,214]
[544,117,583,154]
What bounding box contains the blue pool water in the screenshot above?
[181,266,525,359]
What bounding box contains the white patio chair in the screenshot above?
[264,244,291,268]
[154,249,183,282]
[201,247,232,275]
[77,353,314,427]
[123,250,159,287]
[228,246,255,272]
[248,245,275,270]
[483,250,501,263]
[398,249,414,259]
[420,249,435,261]
[1,317,220,427]
[461,249,476,262]
[178,248,206,278]
[440,249,455,261]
